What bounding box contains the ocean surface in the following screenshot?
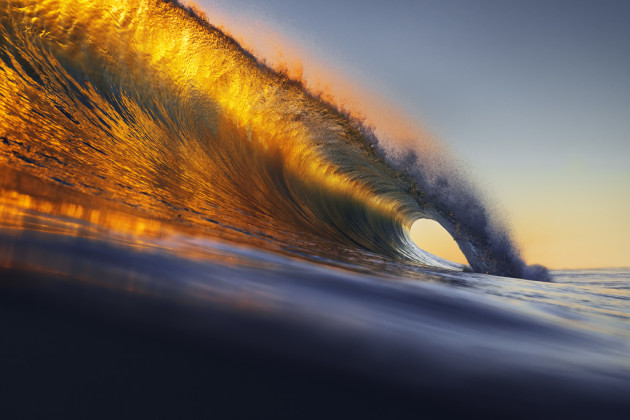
[1,1,629,417]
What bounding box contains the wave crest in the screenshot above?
[0,0,549,280]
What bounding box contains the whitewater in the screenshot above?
[0,0,629,417]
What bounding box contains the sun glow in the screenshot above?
[410,219,467,265]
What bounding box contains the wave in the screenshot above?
[0,0,549,280]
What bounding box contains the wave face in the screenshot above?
[0,0,547,279]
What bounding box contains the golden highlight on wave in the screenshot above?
[0,0,549,280]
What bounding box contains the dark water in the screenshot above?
[1,0,629,417]
[1,187,629,417]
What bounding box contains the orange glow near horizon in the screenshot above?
[505,185,630,270]
[410,219,467,265]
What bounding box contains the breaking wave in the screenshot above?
[0,0,548,280]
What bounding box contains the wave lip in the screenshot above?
[0,0,547,279]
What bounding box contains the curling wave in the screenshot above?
[0,0,548,280]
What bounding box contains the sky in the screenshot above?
[196,0,630,269]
